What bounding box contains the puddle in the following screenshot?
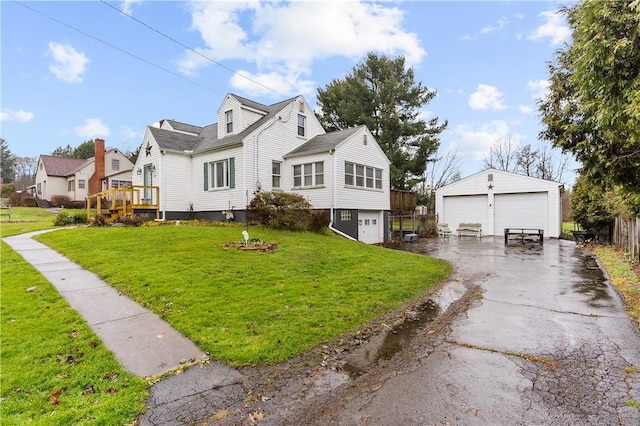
[340,299,441,378]
[572,254,611,305]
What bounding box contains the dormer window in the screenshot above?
[225,110,233,133]
[297,114,306,137]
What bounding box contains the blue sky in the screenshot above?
[1,0,578,185]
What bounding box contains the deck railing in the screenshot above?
[86,185,160,222]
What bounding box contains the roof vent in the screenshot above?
[299,101,305,113]
[363,134,368,145]
[488,173,493,182]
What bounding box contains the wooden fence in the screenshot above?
[612,217,640,261]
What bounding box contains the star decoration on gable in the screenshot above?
[145,141,152,157]
[488,183,494,190]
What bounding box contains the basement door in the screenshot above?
[358,211,380,244]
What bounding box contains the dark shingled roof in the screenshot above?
[163,119,202,135]
[148,126,202,152]
[284,126,364,158]
[40,155,93,177]
[150,95,299,155]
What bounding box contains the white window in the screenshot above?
[272,161,281,188]
[212,160,229,188]
[225,110,233,133]
[112,159,120,170]
[204,158,235,190]
[68,180,74,191]
[78,179,86,189]
[345,161,383,190]
[340,210,352,221]
[297,114,306,137]
[293,161,323,187]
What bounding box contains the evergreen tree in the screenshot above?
[316,52,447,190]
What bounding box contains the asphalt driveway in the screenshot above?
[142,237,640,425]
[294,237,640,425]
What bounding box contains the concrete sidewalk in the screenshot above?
[3,229,206,377]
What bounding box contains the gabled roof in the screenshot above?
[148,126,202,152]
[149,96,299,155]
[229,93,270,113]
[40,155,93,177]
[163,119,203,135]
[284,126,363,158]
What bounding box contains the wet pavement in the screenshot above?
[141,237,640,425]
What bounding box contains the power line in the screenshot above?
[12,1,222,95]
[99,0,285,97]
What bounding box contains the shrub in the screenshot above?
[50,195,71,207]
[249,191,328,232]
[91,215,109,227]
[53,212,74,226]
[117,215,144,227]
[7,192,38,207]
[1,183,15,198]
[66,200,86,209]
[72,211,87,224]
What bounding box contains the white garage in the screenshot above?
[436,169,563,238]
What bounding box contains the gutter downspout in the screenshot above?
[328,148,357,241]
[161,150,166,220]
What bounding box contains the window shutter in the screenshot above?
[229,157,235,189]
[203,163,209,191]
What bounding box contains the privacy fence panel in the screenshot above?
[613,217,640,261]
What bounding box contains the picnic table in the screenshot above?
[504,228,544,244]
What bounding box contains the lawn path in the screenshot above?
[4,229,209,377]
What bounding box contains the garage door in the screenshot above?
[494,192,548,235]
[442,195,488,232]
[358,211,381,244]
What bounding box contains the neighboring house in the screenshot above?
[131,93,391,243]
[35,139,134,202]
[435,168,563,238]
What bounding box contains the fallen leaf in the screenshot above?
[156,334,164,339]
[48,387,66,405]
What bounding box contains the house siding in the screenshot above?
[333,128,390,211]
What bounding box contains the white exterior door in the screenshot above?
[442,195,488,232]
[358,211,380,244]
[494,192,548,235]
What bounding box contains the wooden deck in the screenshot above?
[86,185,159,222]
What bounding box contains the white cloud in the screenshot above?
[468,84,507,111]
[519,105,534,114]
[121,0,142,15]
[527,10,570,46]
[121,126,140,141]
[48,41,90,83]
[74,118,110,139]
[527,79,550,101]
[179,1,425,97]
[1,108,35,122]
[480,17,507,35]
[449,120,521,161]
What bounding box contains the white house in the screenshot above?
[435,168,563,238]
[131,93,391,243]
[35,139,134,203]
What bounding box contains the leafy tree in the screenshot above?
[51,144,74,158]
[73,140,95,159]
[51,140,95,159]
[0,138,15,183]
[316,52,447,190]
[539,0,640,212]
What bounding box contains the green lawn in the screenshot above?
[35,223,451,365]
[1,243,148,425]
[593,246,640,326]
[2,209,450,423]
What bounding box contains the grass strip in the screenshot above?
[0,242,148,425]
[593,245,640,326]
[36,223,451,365]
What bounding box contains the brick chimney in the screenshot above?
[89,138,106,194]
